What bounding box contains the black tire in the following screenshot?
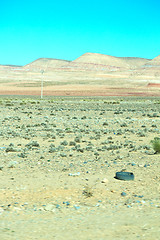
[115,172,134,181]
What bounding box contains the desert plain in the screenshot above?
[0,96,160,240]
[0,53,160,240]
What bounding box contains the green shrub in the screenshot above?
[151,137,160,153]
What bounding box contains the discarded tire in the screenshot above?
[115,172,134,181]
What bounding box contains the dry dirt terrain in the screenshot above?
[0,96,160,240]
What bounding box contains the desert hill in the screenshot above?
[133,54,160,79]
[0,64,22,70]
[119,57,151,68]
[73,52,149,69]
[23,58,71,71]
[0,52,160,96]
[143,55,160,67]
[0,64,21,67]
[152,55,160,61]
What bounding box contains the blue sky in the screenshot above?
[1,0,160,65]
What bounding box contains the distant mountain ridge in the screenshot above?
[0,52,156,70]
[73,52,150,69]
[0,52,160,97]
[0,52,159,80]
[23,58,71,71]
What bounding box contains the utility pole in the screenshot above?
[40,59,49,99]
[41,70,44,99]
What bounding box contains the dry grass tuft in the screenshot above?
[83,186,93,198]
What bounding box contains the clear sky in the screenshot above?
[1,0,160,65]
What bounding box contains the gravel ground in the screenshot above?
[0,96,160,240]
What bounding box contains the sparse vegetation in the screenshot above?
[0,95,160,239]
[83,186,93,197]
[103,101,120,104]
[151,137,160,153]
[154,100,160,104]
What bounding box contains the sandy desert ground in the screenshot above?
[0,96,160,239]
[0,52,160,239]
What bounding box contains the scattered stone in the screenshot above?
[74,205,80,210]
[44,204,55,211]
[68,172,80,176]
[101,178,109,184]
[8,161,18,168]
[121,192,127,196]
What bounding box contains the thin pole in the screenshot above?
[41,70,44,99]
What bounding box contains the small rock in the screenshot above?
[44,204,54,211]
[68,172,80,176]
[111,190,116,193]
[74,205,80,210]
[63,201,70,206]
[144,164,150,167]
[0,208,4,215]
[138,164,144,168]
[8,161,18,168]
[101,178,109,184]
[14,207,23,211]
[96,203,100,207]
[131,163,136,166]
[138,195,144,198]
[121,192,127,196]
[56,204,61,209]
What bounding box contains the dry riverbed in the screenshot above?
[0,96,160,240]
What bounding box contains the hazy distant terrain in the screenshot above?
[0,52,160,96]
